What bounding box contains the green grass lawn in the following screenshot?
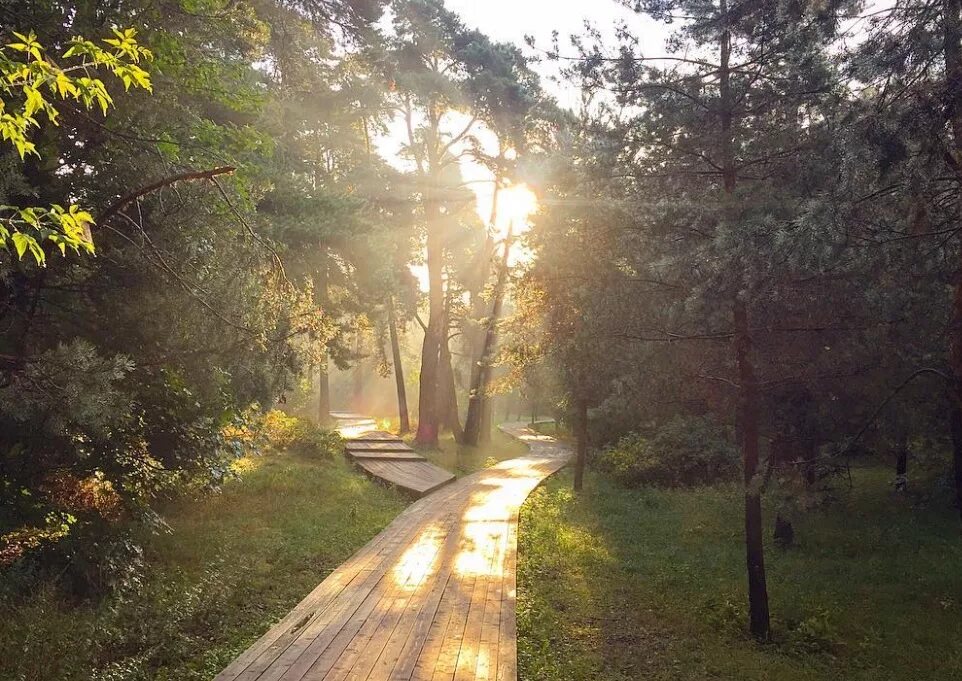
[0,449,407,681]
[412,428,529,476]
[518,466,962,681]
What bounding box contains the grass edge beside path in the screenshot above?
[0,443,408,681]
[517,467,962,681]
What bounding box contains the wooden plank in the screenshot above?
[331,412,370,419]
[349,451,426,462]
[355,460,456,497]
[346,441,415,452]
[352,431,405,442]
[217,420,569,681]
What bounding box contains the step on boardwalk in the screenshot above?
[333,416,456,498]
[215,423,569,681]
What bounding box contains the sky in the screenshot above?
[448,0,670,108]
[377,1,675,288]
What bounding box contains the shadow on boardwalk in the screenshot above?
[215,423,569,681]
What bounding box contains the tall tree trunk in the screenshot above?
[950,405,962,518]
[352,326,363,413]
[895,433,909,493]
[415,199,444,447]
[944,0,962,522]
[464,224,513,446]
[719,0,770,638]
[318,357,331,426]
[315,253,332,427]
[735,300,771,640]
[388,301,410,434]
[573,397,588,492]
[440,332,463,442]
[480,396,493,444]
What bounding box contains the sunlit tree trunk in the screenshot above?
[318,358,331,426]
[415,152,445,446]
[465,181,501,445]
[464,223,513,446]
[573,397,588,493]
[352,325,363,413]
[388,300,410,434]
[315,251,332,427]
[440,329,463,442]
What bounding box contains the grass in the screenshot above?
[518,465,962,681]
[412,428,529,476]
[0,448,408,681]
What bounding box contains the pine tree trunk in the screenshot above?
[315,255,332,427]
[352,327,363,413]
[464,225,513,446]
[318,357,331,427]
[735,299,771,640]
[439,333,463,442]
[944,0,962,522]
[950,404,962,519]
[388,301,410,434]
[720,0,770,638]
[415,200,444,447]
[895,436,909,493]
[480,397,492,444]
[574,398,588,492]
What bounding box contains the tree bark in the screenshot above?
[895,436,909,493]
[352,326,363,413]
[720,0,770,638]
[464,224,513,446]
[415,197,444,447]
[439,328,464,442]
[944,0,962,522]
[318,357,331,426]
[388,301,410,434]
[735,299,771,640]
[574,398,588,492]
[480,397,493,444]
[950,404,962,519]
[315,254,332,427]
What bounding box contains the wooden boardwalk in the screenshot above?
[215,423,569,681]
[334,416,456,497]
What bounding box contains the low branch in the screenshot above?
[100,166,236,223]
[840,368,952,457]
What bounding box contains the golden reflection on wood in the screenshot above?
[215,423,569,681]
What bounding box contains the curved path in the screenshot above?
[216,424,569,681]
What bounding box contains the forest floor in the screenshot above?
[517,465,962,680]
[0,446,408,681]
[412,428,529,476]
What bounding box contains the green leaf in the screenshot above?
[11,231,30,258]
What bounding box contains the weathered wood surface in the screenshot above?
[349,451,427,462]
[215,423,569,681]
[352,431,406,442]
[334,416,452,496]
[353,459,455,496]
[345,441,417,453]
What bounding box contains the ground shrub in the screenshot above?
[598,414,739,487]
[259,410,340,459]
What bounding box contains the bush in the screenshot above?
[597,415,739,487]
[259,411,340,459]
